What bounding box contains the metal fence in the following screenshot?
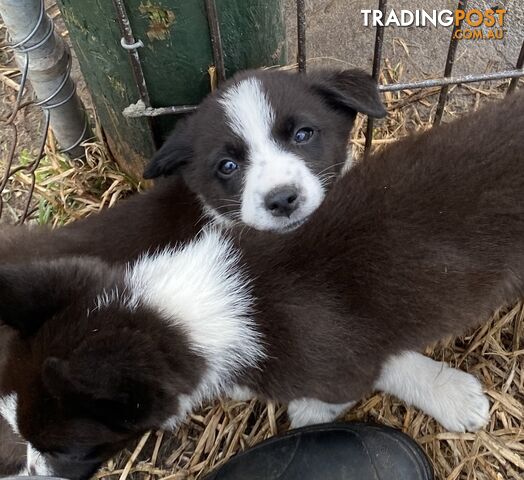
[1,0,523,225]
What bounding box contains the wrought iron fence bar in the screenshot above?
[364,0,387,154]
[204,0,226,84]
[507,38,524,95]
[123,68,523,118]
[296,0,306,73]
[380,69,524,92]
[112,0,151,107]
[434,0,468,125]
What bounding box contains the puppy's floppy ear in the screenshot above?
[143,117,193,179]
[0,263,65,337]
[0,259,96,337]
[311,69,386,118]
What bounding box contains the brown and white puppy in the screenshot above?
[144,68,386,232]
[1,91,522,479]
[1,68,385,266]
[0,68,385,476]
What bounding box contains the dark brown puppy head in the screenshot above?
[0,257,205,480]
[144,68,386,232]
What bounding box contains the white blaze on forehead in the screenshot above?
[219,77,275,146]
[219,77,324,231]
[0,393,19,434]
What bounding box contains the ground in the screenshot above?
[0,2,523,480]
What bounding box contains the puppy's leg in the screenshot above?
[288,398,356,429]
[375,351,490,432]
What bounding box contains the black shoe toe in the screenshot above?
[205,422,433,480]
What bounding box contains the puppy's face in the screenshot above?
[144,69,386,232]
[0,259,201,480]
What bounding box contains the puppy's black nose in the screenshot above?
[265,187,300,218]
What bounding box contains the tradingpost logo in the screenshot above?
[361,8,507,40]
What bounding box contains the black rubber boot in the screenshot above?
[205,422,434,480]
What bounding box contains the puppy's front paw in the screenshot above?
[427,366,490,432]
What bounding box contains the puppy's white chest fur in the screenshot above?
[123,230,265,425]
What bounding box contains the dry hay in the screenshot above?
[0,120,135,226]
[0,57,522,480]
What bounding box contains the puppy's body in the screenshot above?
[0,178,204,476]
[0,179,203,265]
[241,93,524,403]
[1,92,523,479]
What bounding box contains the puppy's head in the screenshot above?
[0,258,203,480]
[144,69,386,232]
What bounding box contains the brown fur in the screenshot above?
[0,178,203,264]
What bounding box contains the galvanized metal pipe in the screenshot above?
[0,0,89,155]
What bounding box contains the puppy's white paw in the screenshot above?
[288,398,355,429]
[376,352,490,433]
[425,366,490,432]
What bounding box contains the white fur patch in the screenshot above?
[0,396,53,476]
[375,351,490,432]
[26,443,53,476]
[287,398,355,429]
[227,385,256,401]
[123,229,264,427]
[0,393,19,435]
[219,78,325,231]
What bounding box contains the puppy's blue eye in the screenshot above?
[294,127,314,144]
[218,159,238,175]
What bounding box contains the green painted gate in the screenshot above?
[58,0,286,178]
